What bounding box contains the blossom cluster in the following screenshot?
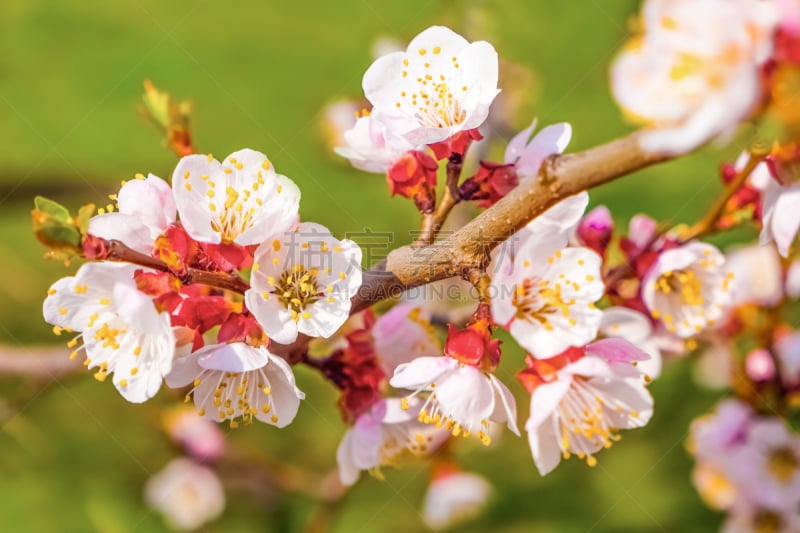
[44,149,362,428]
[31,3,800,530]
[689,401,800,532]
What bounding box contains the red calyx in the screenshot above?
[459,161,519,208]
[444,317,501,372]
[516,347,585,394]
[428,129,483,161]
[387,150,439,213]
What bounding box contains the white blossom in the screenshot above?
[390,356,519,445]
[88,174,176,254]
[336,397,448,485]
[525,339,653,475]
[166,342,304,428]
[362,25,499,145]
[43,262,175,403]
[145,458,225,531]
[171,149,300,245]
[611,0,778,153]
[641,242,732,338]
[245,222,362,345]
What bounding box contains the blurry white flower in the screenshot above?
[760,176,800,258]
[362,25,499,145]
[166,342,304,428]
[43,262,174,403]
[642,242,732,338]
[422,468,491,530]
[372,303,440,376]
[171,149,300,245]
[145,458,225,531]
[336,397,447,485]
[611,0,778,153]
[722,503,800,533]
[245,222,362,345]
[726,244,783,307]
[728,418,800,511]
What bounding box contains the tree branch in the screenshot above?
[102,239,251,293]
[272,129,673,361]
[415,153,464,246]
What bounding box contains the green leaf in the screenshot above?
[34,196,72,224]
[32,196,83,256]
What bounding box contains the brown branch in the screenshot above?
[272,129,674,362]
[0,345,82,379]
[414,154,464,246]
[370,130,670,292]
[102,239,251,293]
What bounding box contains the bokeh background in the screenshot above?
[0,0,753,531]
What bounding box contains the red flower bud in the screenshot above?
[387,150,439,213]
[444,318,501,372]
[460,161,519,208]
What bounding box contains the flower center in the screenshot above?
[512,277,577,330]
[272,265,321,320]
[191,368,278,428]
[556,377,642,467]
[767,446,798,484]
[752,509,783,533]
[209,185,257,243]
[655,269,704,306]
[396,50,469,129]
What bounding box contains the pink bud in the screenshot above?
[577,205,613,257]
[745,348,776,382]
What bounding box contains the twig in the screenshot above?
[415,153,464,246]
[0,345,82,379]
[680,154,763,242]
[270,129,675,361]
[103,239,251,293]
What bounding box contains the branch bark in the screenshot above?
[356,130,670,302]
[275,129,673,361]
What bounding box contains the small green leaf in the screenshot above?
[34,196,72,224]
[32,196,83,256]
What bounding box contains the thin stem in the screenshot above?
[103,239,251,293]
[680,154,763,242]
[415,153,464,246]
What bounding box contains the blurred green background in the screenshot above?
[0,0,750,531]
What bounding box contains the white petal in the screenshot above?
[196,343,269,372]
[87,213,154,254]
[116,174,176,233]
[526,412,563,476]
[390,356,457,390]
[259,354,304,428]
[488,374,519,435]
